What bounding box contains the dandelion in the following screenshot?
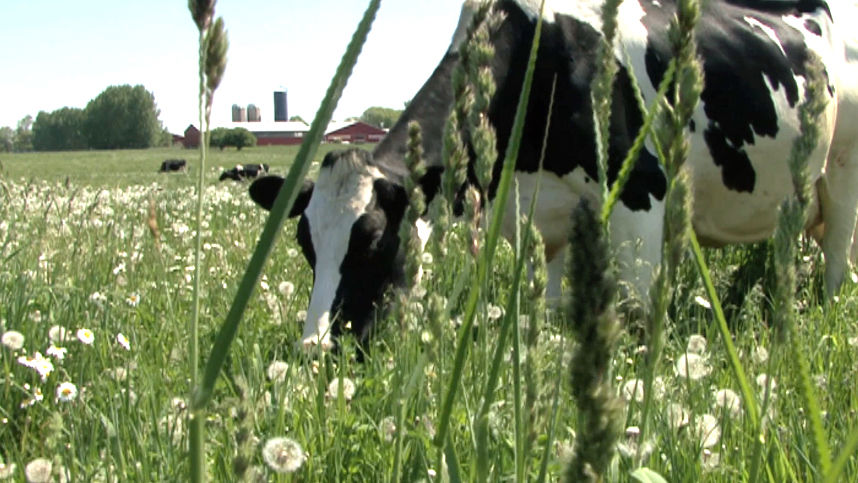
[48,325,70,343]
[693,414,721,449]
[24,458,52,483]
[751,345,769,365]
[266,360,289,383]
[674,353,711,380]
[0,461,16,479]
[686,334,707,354]
[89,291,107,306]
[326,377,356,401]
[125,293,141,307]
[620,378,645,403]
[46,345,67,360]
[56,382,78,403]
[486,304,503,320]
[694,295,712,309]
[30,310,42,324]
[714,388,742,418]
[380,416,397,443]
[666,403,689,431]
[296,310,307,322]
[261,437,305,473]
[421,252,434,265]
[287,248,299,258]
[77,328,94,345]
[756,373,777,392]
[116,333,130,351]
[278,281,295,297]
[702,449,721,472]
[1,330,24,351]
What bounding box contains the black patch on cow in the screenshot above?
[483,2,666,211]
[641,0,830,193]
[331,178,408,341]
[804,19,822,36]
[248,176,313,217]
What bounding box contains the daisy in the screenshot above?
[125,293,141,307]
[77,328,94,345]
[116,333,130,351]
[262,437,305,473]
[1,330,24,351]
[46,345,67,360]
[56,382,78,403]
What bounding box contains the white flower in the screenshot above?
[487,304,503,321]
[694,295,712,309]
[327,377,356,401]
[125,293,141,307]
[296,310,307,322]
[262,437,305,473]
[116,333,130,351]
[48,325,70,343]
[112,262,126,275]
[0,461,17,479]
[666,403,689,431]
[1,330,24,351]
[76,328,94,345]
[20,387,44,408]
[421,252,434,265]
[686,334,708,355]
[714,388,742,418]
[24,458,52,483]
[756,373,777,392]
[694,414,721,449]
[89,291,107,306]
[30,310,42,324]
[56,382,78,403]
[17,352,54,380]
[46,345,67,360]
[267,360,289,383]
[286,248,299,258]
[751,346,769,365]
[674,353,711,380]
[278,281,295,297]
[380,416,397,443]
[620,378,645,403]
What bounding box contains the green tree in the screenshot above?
[0,127,13,152]
[228,127,256,150]
[14,115,34,152]
[33,107,86,151]
[360,106,402,129]
[83,85,162,149]
[210,127,230,150]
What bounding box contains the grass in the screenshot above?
[1,147,857,481]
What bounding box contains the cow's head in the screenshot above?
[249,148,410,350]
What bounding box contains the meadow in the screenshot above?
[0,143,857,481]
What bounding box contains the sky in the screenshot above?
[0,0,466,134]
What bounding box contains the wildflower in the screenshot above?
[46,345,67,360]
[125,293,141,307]
[620,378,645,403]
[714,388,742,418]
[17,352,54,380]
[77,328,94,345]
[686,334,708,354]
[24,458,52,483]
[112,262,126,275]
[702,448,721,472]
[261,437,305,473]
[666,403,689,431]
[380,416,397,442]
[260,280,270,292]
[286,248,299,258]
[327,377,356,401]
[56,382,78,402]
[0,462,16,479]
[852,272,858,284]
[267,360,289,383]
[751,346,769,365]
[693,414,721,449]
[486,304,503,320]
[116,333,130,351]
[89,291,107,306]
[1,330,24,351]
[694,295,712,309]
[756,373,777,392]
[278,281,295,297]
[296,310,308,322]
[674,353,711,380]
[20,387,44,408]
[30,310,42,324]
[48,325,70,343]
[421,252,434,265]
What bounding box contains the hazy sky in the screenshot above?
[0,0,466,133]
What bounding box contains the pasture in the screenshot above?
[1,145,857,481]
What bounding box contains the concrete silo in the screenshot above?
[274,90,288,122]
[232,104,247,122]
[247,104,261,122]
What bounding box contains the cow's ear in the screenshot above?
[373,178,408,221]
[249,176,314,217]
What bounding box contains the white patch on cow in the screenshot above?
[449,2,478,53]
[615,1,660,104]
[609,198,664,300]
[744,16,788,58]
[301,156,383,350]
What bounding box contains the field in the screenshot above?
[0,144,857,481]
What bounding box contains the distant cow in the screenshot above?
[220,163,270,181]
[159,159,187,172]
[251,0,858,350]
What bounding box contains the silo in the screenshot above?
[274,90,288,121]
[232,104,247,122]
[247,104,261,122]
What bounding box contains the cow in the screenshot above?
[159,159,187,173]
[220,163,270,182]
[250,0,858,350]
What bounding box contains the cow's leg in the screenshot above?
[818,150,858,295]
[545,253,565,305]
[608,200,665,304]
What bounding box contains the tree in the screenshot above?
[0,127,13,153]
[33,107,86,151]
[360,106,402,129]
[210,127,230,150]
[209,127,256,150]
[14,115,34,152]
[83,85,162,149]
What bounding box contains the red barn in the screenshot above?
[324,121,387,144]
[183,125,201,149]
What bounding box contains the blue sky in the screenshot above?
[0,0,465,133]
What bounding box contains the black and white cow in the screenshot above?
[159,159,187,172]
[251,0,858,350]
[220,163,270,181]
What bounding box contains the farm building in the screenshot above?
[183,125,201,149]
[179,120,388,148]
[324,121,386,144]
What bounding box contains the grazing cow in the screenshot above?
[250,0,858,350]
[159,159,187,172]
[220,163,270,181]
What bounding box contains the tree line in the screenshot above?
[1,84,170,152]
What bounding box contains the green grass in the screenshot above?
[1,148,857,481]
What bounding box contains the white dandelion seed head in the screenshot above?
[266,360,290,383]
[56,382,78,403]
[674,353,711,380]
[380,416,397,443]
[702,449,722,472]
[694,414,721,449]
[694,295,712,309]
[24,457,52,483]
[421,252,434,265]
[48,325,70,343]
[30,310,42,324]
[487,304,503,321]
[116,333,130,351]
[286,248,299,258]
[278,281,295,297]
[0,461,17,479]
[296,310,308,322]
[714,388,742,418]
[1,330,24,351]
[327,377,356,401]
[262,437,305,473]
[666,403,689,431]
[756,373,777,392]
[620,378,645,403]
[848,336,858,348]
[751,346,769,365]
[76,328,94,345]
[686,334,708,355]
